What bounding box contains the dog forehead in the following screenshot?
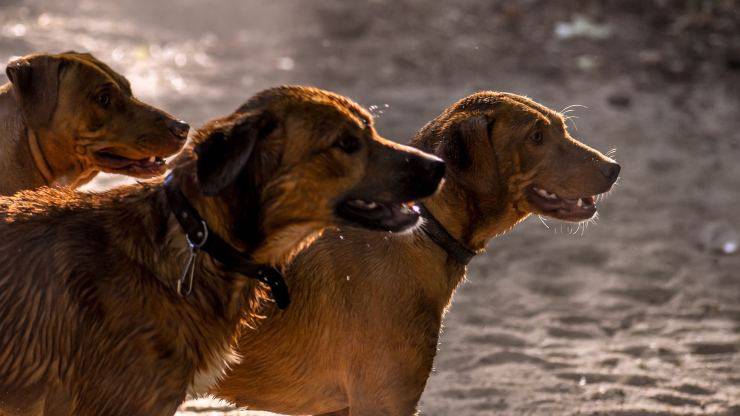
[58,52,132,94]
[500,93,565,125]
[456,91,563,124]
[243,86,373,128]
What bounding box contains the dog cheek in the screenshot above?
[86,117,106,135]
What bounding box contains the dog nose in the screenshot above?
[167,119,190,141]
[428,158,446,185]
[413,154,446,191]
[600,162,621,183]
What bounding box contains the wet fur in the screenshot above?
[0,86,429,416]
[213,92,621,415]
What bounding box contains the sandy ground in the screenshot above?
[1,1,738,414]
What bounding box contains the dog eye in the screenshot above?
[96,92,111,108]
[334,134,361,154]
[530,132,544,144]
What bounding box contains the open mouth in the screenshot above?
[336,198,420,232]
[94,149,167,177]
[526,186,598,222]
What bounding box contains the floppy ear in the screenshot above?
[442,114,490,169]
[5,55,63,130]
[195,111,277,196]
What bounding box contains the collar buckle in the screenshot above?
[164,175,291,308]
[177,220,209,297]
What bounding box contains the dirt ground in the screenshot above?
[1,0,738,414]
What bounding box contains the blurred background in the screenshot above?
[1,0,738,414]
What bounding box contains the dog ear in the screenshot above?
[196,111,277,196]
[6,55,64,130]
[442,115,491,169]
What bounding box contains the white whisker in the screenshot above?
[568,118,579,131]
[538,215,550,229]
[560,104,589,113]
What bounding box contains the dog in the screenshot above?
[0,51,189,195]
[0,86,445,416]
[212,91,621,415]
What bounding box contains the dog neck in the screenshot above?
[169,164,310,268]
[164,174,290,308]
[421,174,529,253]
[26,128,97,188]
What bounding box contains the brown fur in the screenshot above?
[0,51,188,196]
[0,86,442,416]
[213,92,621,415]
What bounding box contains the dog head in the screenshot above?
[415,92,619,229]
[192,86,445,264]
[5,51,188,179]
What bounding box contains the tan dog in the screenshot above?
[0,86,444,416]
[213,92,621,415]
[0,51,189,195]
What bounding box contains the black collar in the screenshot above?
[418,203,476,266]
[163,175,290,309]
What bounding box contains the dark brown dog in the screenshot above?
[0,51,189,195]
[0,86,444,416]
[213,92,621,415]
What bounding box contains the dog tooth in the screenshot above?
[536,188,549,197]
[576,198,583,207]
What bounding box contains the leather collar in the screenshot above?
[27,129,54,185]
[418,203,476,266]
[164,175,290,309]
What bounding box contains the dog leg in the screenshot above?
[316,409,349,416]
[344,403,419,416]
[71,379,185,416]
[342,375,426,416]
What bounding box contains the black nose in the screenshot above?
[411,154,446,196]
[428,157,446,186]
[167,119,190,141]
[600,162,621,184]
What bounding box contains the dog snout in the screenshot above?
[599,161,621,184]
[424,156,446,187]
[409,153,446,197]
[166,119,190,141]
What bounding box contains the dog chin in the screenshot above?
[393,215,422,235]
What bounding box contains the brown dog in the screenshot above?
[212,92,621,415]
[0,51,189,195]
[0,86,444,416]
